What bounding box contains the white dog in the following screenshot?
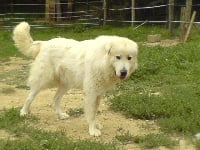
[13,22,138,136]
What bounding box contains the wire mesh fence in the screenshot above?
[0,0,200,29]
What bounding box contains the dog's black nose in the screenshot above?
[120,70,127,77]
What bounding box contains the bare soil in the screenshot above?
[0,58,196,150]
[145,38,180,47]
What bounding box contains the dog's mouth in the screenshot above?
[119,75,126,80]
[115,70,128,80]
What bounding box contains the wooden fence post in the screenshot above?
[45,0,50,22]
[131,0,135,27]
[180,7,186,42]
[103,0,107,26]
[186,0,192,26]
[68,0,73,20]
[50,0,56,22]
[56,0,61,22]
[168,0,174,36]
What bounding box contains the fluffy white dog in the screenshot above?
[13,22,138,136]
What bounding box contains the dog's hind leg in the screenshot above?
[52,86,68,119]
[20,60,55,117]
[20,88,40,116]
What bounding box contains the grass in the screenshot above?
[132,133,176,149]
[115,131,176,149]
[0,65,29,89]
[0,108,117,150]
[0,108,37,135]
[1,24,200,149]
[115,131,135,145]
[0,138,117,150]
[0,30,23,61]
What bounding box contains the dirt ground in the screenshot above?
[0,58,196,150]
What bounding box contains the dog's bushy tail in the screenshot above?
[13,22,41,57]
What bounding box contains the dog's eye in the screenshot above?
[116,56,121,60]
[127,56,132,60]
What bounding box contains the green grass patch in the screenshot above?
[115,131,176,149]
[0,30,23,61]
[0,129,117,150]
[115,131,135,144]
[0,108,37,135]
[133,133,176,149]
[0,108,28,129]
[111,90,200,134]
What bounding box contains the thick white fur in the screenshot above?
[13,22,138,136]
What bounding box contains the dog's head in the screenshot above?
[103,36,138,80]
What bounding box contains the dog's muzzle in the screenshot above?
[119,69,127,80]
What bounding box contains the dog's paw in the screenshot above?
[58,112,69,120]
[20,109,29,116]
[89,128,101,137]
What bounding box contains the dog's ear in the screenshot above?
[104,43,112,55]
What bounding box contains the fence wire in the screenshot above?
[0,1,200,29]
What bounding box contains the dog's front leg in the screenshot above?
[84,94,102,136]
